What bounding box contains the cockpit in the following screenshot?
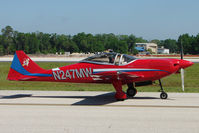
[80,52,136,65]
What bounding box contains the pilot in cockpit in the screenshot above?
[109,56,115,63]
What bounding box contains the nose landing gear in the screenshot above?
[159,79,168,99]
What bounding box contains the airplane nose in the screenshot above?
[180,60,194,69]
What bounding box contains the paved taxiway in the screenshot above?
[0,91,199,133]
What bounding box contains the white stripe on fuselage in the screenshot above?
[52,68,60,71]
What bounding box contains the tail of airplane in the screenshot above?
[7,50,51,81]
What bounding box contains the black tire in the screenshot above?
[127,88,137,97]
[160,92,168,99]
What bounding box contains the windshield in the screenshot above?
[81,52,117,64]
[80,53,136,65]
[120,54,136,65]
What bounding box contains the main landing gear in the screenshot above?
[112,81,137,101]
[126,83,137,98]
[112,80,127,101]
[159,79,168,99]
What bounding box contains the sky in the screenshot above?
[0,0,199,40]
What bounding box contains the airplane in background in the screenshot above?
[7,50,193,100]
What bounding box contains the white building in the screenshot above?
[158,47,170,54]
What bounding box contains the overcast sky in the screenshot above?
[0,0,199,40]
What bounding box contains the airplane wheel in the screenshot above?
[160,92,168,99]
[127,88,137,97]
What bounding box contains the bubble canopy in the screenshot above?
[80,52,136,65]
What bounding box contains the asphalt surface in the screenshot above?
[0,91,199,133]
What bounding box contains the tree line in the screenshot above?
[0,26,198,55]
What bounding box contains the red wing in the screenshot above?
[91,71,143,81]
[119,72,144,78]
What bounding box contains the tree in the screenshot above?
[27,33,40,54]
[159,39,178,53]
[118,40,128,53]
[150,39,160,45]
[1,25,198,55]
[0,35,4,55]
[73,32,89,53]
[193,34,199,54]
[1,25,14,54]
[1,26,13,37]
[177,34,193,54]
[126,34,136,53]
[49,33,59,53]
[68,41,79,53]
[135,37,148,43]
[36,32,51,54]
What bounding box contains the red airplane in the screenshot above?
[7,50,193,100]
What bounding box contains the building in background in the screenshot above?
[135,43,158,54]
[158,46,170,54]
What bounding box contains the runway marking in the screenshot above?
[0,103,199,109]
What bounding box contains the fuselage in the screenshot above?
[36,58,193,84]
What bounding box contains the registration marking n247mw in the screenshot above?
[52,68,92,80]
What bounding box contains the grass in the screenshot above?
[0,62,198,92]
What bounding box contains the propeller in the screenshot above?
[180,40,185,91]
[181,68,184,91]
